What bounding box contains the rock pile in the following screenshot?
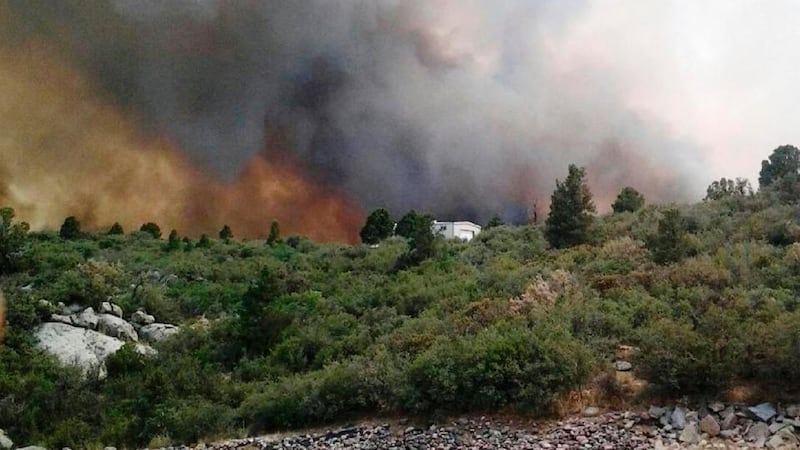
[647,401,800,448]
[155,414,680,450]
[145,406,800,450]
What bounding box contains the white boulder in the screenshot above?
[131,309,156,326]
[97,314,138,341]
[72,307,99,330]
[35,323,155,378]
[35,322,124,376]
[0,429,13,449]
[99,301,123,318]
[139,323,180,343]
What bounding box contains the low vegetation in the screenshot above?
[2,146,800,448]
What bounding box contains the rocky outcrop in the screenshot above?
[648,401,800,448]
[139,323,180,343]
[34,322,124,376]
[35,304,158,377]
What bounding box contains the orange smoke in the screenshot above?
[0,43,361,243]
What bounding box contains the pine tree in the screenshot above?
[544,164,596,248]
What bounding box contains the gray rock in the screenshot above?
[62,303,83,315]
[649,405,666,419]
[582,406,601,417]
[104,447,118,450]
[767,434,786,449]
[613,360,632,371]
[769,422,791,434]
[19,283,33,293]
[746,422,771,442]
[750,403,777,422]
[18,446,47,450]
[97,314,138,341]
[720,428,740,439]
[34,322,157,378]
[671,407,688,430]
[72,307,99,330]
[700,414,721,437]
[139,323,180,343]
[34,322,124,377]
[131,310,156,326]
[786,405,800,418]
[709,401,726,413]
[50,313,74,326]
[679,423,700,444]
[0,429,12,449]
[100,301,124,318]
[721,406,738,430]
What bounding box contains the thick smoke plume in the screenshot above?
[1,0,706,239]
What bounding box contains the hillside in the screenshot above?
[2,158,800,448]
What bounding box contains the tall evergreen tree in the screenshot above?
[647,208,689,264]
[359,208,394,244]
[544,164,596,248]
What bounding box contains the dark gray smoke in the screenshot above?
[4,0,705,223]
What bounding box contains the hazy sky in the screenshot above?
[2,0,799,234]
[565,0,800,183]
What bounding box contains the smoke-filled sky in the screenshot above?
[1,0,798,241]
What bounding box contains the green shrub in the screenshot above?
[635,307,746,394]
[402,321,591,413]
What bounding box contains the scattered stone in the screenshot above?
[679,423,701,444]
[746,422,771,443]
[749,403,777,422]
[700,414,721,437]
[709,401,726,413]
[613,360,632,371]
[582,406,601,417]
[671,406,688,430]
[0,429,12,449]
[649,405,666,419]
